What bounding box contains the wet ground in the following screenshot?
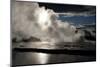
[12,42,96,66]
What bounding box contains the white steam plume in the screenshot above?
[12,1,83,43]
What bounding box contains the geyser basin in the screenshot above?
[13,41,96,51]
[11,0,96,66]
[12,41,96,66]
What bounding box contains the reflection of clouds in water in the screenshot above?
[30,53,49,64]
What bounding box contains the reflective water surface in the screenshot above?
[13,52,95,66]
[12,42,96,66]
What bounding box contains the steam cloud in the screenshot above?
[12,1,83,43]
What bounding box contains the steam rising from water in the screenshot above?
[12,2,83,43]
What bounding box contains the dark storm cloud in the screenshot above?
[38,2,96,16]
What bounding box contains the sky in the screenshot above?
[38,2,96,25]
[58,15,96,25]
[38,2,96,13]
